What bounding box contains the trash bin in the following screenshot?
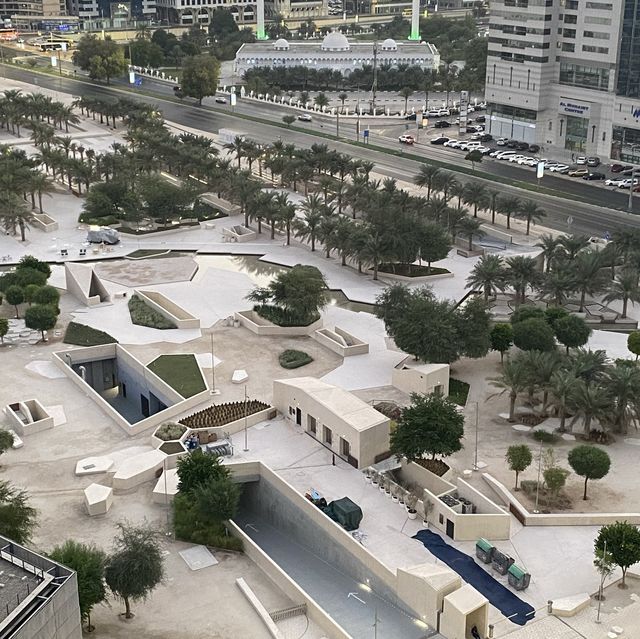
[491,550,515,575]
[475,538,495,564]
[507,564,531,591]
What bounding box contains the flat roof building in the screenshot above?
[235,32,440,75]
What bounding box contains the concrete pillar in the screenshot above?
[256,0,267,40]
[409,0,420,40]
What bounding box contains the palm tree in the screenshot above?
[516,200,546,235]
[338,92,348,113]
[569,380,610,436]
[602,268,640,318]
[548,369,578,432]
[432,171,458,204]
[569,349,609,386]
[572,250,608,311]
[505,255,540,304]
[27,171,54,213]
[538,267,575,307]
[274,194,296,245]
[486,188,500,225]
[398,87,414,114]
[414,164,441,201]
[458,216,484,251]
[0,192,34,241]
[466,254,505,301]
[293,204,323,252]
[489,356,529,422]
[497,195,521,230]
[536,234,559,273]
[330,215,355,265]
[558,234,590,260]
[360,229,393,281]
[449,181,466,210]
[603,362,640,433]
[318,215,338,258]
[463,181,488,218]
[224,136,246,168]
[520,350,561,408]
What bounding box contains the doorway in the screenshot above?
[295,407,301,426]
[340,437,350,458]
[446,519,455,539]
[141,394,149,418]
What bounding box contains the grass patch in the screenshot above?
[448,378,469,406]
[148,354,206,398]
[279,349,313,369]
[63,322,117,346]
[192,198,229,221]
[254,304,320,327]
[378,263,450,277]
[155,422,187,441]
[126,249,173,259]
[532,430,560,444]
[128,294,177,329]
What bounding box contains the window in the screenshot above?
[439,514,444,524]
[583,30,610,39]
[562,42,576,51]
[323,426,332,445]
[585,15,611,23]
[340,437,350,458]
[582,45,609,53]
[563,13,577,22]
[566,0,578,7]
[563,28,576,37]
[308,415,317,435]
[559,62,610,91]
[585,1,612,7]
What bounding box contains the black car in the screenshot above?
[475,115,486,123]
[430,136,450,145]
[623,169,635,176]
[529,144,540,153]
[583,172,605,180]
[506,139,519,148]
[404,113,417,120]
[434,120,451,128]
[516,142,529,151]
[479,133,493,142]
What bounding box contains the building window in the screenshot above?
[583,30,610,39]
[559,62,610,91]
[585,0,612,7]
[340,437,350,458]
[563,14,577,22]
[308,415,317,435]
[323,426,332,445]
[566,0,579,7]
[582,45,609,53]
[562,28,576,37]
[562,42,576,52]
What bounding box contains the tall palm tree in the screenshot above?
[293,206,323,252]
[330,215,355,266]
[602,268,640,318]
[318,213,338,258]
[463,181,488,218]
[505,255,540,304]
[489,356,529,422]
[516,200,546,235]
[0,192,34,241]
[359,227,393,280]
[558,234,590,260]
[274,193,297,245]
[603,362,640,433]
[572,250,608,311]
[568,348,609,386]
[27,171,54,213]
[569,380,610,436]
[432,171,458,204]
[548,369,578,432]
[224,136,246,168]
[520,350,561,408]
[486,188,500,225]
[538,267,575,307]
[458,215,484,251]
[466,254,505,301]
[398,87,414,113]
[449,181,466,210]
[535,234,559,273]
[414,164,441,201]
[497,195,521,230]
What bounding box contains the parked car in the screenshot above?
[548,164,570,173]
[430,136,450,145]
[516,142,530,151]
[605,177,628,186]
[479,134,493,142]
[611,163,633,173]
[506,139,519,148]
[438,108,450,117]
[583,172,606,180]
[215,96,228,104]
[568,168,589,177]
[434,120,451,128]
[619,178,639,188]
[496,137,508,146]
[404,113,417,120]
[575,156,588,165]
[426,109,442,117]
[398,134,415,144]
[587,156,601,167]
[444,139,462,148]
[297,113,312,121]
[475,115,486,123]
[529,144,540,153]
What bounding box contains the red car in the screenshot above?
[611,163,633,173]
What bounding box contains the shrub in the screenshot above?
[513,318,556,352]
[64,322,117,346]
[128,294,176,329]
[532,430,559,444]
[254,304,320,327]
[279,349,313,369]
[155,422,187,441]
[192,198,228,221]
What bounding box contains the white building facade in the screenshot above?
[485,0,640,162]
[235,32,440,75]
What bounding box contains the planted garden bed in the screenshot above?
[378,263,450,277]
[180,400,271,429]
[279,349,313,369]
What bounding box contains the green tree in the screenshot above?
[181,54,221,105]
[73,35,126,84]
[176,449,230,494]
[24,283,40,306]
[0,430,14,461]
[548,370,578,432]
[510,305,545,324]
[512,317,556,352]
[568,445,611,500]
[418,222,452,273]
[414,164,441,201]
[465,149,483,171]
[314,93,329,109]
[193,477,241,525]
[282,115,296,127]
[489,356,529,421]
[399,87,414,113]
[24,304,57,341]
[138,174,194,226]
[573,250,608,312]
[18,255,51,278]
[50,540,107,631]
[569,381,610,437]
[33,284,60,308]
[516,200,546,235]
[505,255,540,305]
[0,480,38,544]
[554,314,591,354]
[104,522,165,619]
[0,317,8,344]
[628,331,640,361]
[602,268,640,319]
[490,323,513,363]
[505,444,532,490]
[457,296,491,359]
[390,393,464,462]
[5,285,24,318]
[595,521,640,588]
[458,215,484,251]
[544,466,569,506]
[466,254,505,301]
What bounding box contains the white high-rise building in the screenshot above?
[485,0,640,162]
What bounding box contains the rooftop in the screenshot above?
[0,556,40,624]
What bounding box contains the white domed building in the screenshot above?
[234,31,439,75]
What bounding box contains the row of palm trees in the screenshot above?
[467,233,640,317]
[491,348,640,435]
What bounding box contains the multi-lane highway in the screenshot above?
[3,64,640,237]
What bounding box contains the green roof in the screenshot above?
[476,538,493,552]
[508,564,527,580]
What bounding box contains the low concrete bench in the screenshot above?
[232,369,249,384]
[112,449,166,491]
[551,593,591,617]
[84,483,113,516]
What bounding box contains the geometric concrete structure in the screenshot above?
[440,584,489,639]
[64,262,110,306]
[152,467,179,504]
[5,399,54,436]
[222,225,257,243]
[134,289,200,329]
[83,483,113,516]
[392,358,450,397]
[313,325,369,357]
[273,377,390,468]
[75,456,115,476]
[551,593,591,617]
[112,449,166,491]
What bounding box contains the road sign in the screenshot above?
[134,78,142,87]
[230,93,237,107]
[536,161,545,180]
[363,129,369,138]
[129,70,135,84]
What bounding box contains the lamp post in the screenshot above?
[628,168,637,212]
[533,439,543,514]
[243,385,249,451]
[473,401,479,471]
[210,331,220,395]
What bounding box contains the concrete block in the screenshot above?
[84,483,113,516]
[551,592,591,617]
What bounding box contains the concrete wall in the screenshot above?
[392,361,450,397]
[31,212,58,232]
[64,263,109,306]
[439,585,489,639]
[313,326,369,357]
[273,381,390,468]
[235,311,323,336]
[135,289,200,329]
[5,399,54,436]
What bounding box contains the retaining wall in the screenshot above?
[135,289,200,329]
[313,326,369,357]
[235,310,323,336]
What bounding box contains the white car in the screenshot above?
[516,156,535,165]
[427,109,442,117]
[575,156,588,165]
[618,178,639,188]
[444,139,461,148]
[548,164,570,172]
[496,137,509,146]
[297,113,312,122]
[605,177,626,186]
[508,155,526,163]
[492,150,515,159]
[438,108,450,116]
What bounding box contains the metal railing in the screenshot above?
[269,603,307,622]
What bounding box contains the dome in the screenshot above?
[381,38,397,51]
[321,31,350,51]
[273,38,290,50]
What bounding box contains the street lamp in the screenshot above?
[533,439,543,514]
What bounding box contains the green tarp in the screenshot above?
[326,497,363,531]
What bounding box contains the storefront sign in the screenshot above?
[559,99,590,117]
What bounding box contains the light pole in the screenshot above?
[473,401,479,471]
[336,109,340,138]
[533,440,543,514]
[210,331,220,395]
[243,385,249,451]
[628,168,637,212]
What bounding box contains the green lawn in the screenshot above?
[63,322,117,346]
[449,378,470,406]
[148,354,206,398]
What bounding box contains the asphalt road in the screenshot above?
[3,64,640,237]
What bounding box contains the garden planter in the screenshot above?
[365,475,372,483]
[379,485,385,492]
[407,509,418,520]
[392,496,399,503]
[371,481,379,489]
[422,519,429,528]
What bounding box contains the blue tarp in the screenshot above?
[413,530,535,625]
